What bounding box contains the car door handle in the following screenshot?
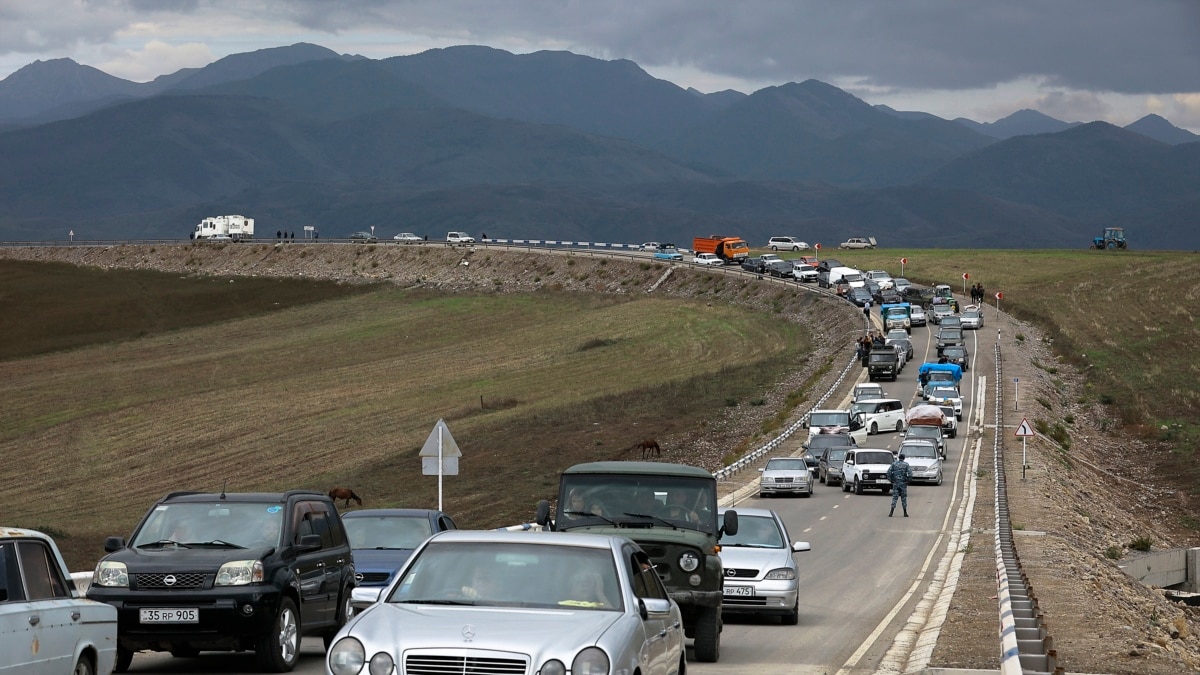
[28,615,40,626]
[317,561,326,567]
[71,611,81,621]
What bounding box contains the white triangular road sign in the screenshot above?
[420,419,462,458]
[1015,419,1034,437]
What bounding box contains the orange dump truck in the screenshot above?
[692,235,750,264]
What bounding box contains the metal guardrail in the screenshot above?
[993,338,1061,674]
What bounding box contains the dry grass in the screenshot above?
[0,265,808,569]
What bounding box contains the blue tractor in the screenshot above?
[1091,227,1127,250]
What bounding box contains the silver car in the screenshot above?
[960,307,984,329]
[0,527,118,675]
[330,531,685,675]
[758,457,814,497]
[898,440,943,485]
[716,508,812,625]
[909,304,927,326]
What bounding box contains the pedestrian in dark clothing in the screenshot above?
[978,285,986,304]
[290,231,295,240]
[887,453,912,517]
[276,230,282,240]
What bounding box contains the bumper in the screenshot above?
[760,481,811,495]
[720,581,798,616]
[854,476,891,491]
[670,589,724,609]
[823,468,844,485]
[88,585,284,651]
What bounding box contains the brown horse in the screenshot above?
[636,439,661,459]
[328,487,363,507]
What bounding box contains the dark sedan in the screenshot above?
[847,287,874,306]
[341,509,458,587]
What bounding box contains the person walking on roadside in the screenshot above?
[887,453,912,517]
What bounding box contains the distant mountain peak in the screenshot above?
[1125,114,1198,145]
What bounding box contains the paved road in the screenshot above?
[121,303,998,675]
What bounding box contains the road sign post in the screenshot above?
[962,271,970,295]
[420,419,462,511]
[814,242,821,262]
[1013,376,1019,411]
[1016,417,1034,478]
[900,257,907,276]
[995,291,1003,312]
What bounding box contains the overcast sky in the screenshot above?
[2,0,1198,131]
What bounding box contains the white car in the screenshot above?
[393,232,422,243]
[865,270,894,289]
[641,242,661,251]
[0,527,118,675]
[960,306,984,329]
[909,305,927,326]
[838,237,877,249]
[806,409,869,445]
[767,236,810,251]
[757,253,784,266]
[446,231,476,244]
[693,252,724,266]
[851,398,907,435]
[207,233,233,242]
[927,386,964,420]
[841,448,896,495]
[792,263,818,282]
[852,383,885,403]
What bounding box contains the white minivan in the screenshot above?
[850,398,907,435]
[827,266,866,288]
[446,231,476,243]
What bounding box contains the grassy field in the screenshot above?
[0,260,811,569]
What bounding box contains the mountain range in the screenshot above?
[0,43,1196,249]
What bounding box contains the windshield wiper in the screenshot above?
[136,539,190,549]
[187,540,245,549]
[723,543,775,548]
[622,512,678,529]
[397,599,477,605]
[562,510,620,527]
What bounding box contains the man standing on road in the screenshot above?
[887,453,912,517]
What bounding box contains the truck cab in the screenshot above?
[536,462,737,663]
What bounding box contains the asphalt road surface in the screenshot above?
[119,306,997,675]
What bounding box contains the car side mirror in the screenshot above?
[297,534,322,551]
[350,586,382,610]
[535,500,552,528]
[792,541,812,553]
[104,536,126,553]
[640,597,672,619]
[721,509,739,537]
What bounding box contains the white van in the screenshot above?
[850,398,907,435]
[827,266,866,288]
[447,232,476,243]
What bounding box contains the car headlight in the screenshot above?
[761,476,773,483]
[328,637,365,675]
[572,647,610,675]
[215,560,263,586]
[765,567,796,581]
[94,561,128,588]
[368,652,394,675]
[539,660,567,675]
[678,551,700,572]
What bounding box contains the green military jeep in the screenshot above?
[536,461,738,662]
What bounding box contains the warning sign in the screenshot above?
[1015,418,1035,437]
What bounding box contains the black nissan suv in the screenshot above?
[87,489,355,673]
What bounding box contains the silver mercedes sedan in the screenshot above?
[327,530,685,675]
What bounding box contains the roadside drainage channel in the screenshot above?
[993,340,1062,675]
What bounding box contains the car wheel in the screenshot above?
[957,414,962,421]
[782,598,800,625]
[936,472,944,486]
[869,422,878,435]
[693,605,721,662]
[679,652,688,675]
[854,479,863,495]
[895,420,904,432]
[842,479,850,493]
[819,471,826,484]
[256,596,300,672]
[759,492,766,499]
[114,647,133,674]
[324,585,354,651]
[73,653,95,675]
[771,245,778,251]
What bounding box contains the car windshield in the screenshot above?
[869,353,895,363]
[810,412,851,427]
[908,426,940,438]
[765,459,806,471]
[344,515,433,550]
[131,502,283,549]
[964,311,981,319]
[845,274,863,282]
[903,445,938,459]
[557,475,717,534]
[826,448,848,461]
[931,388,958,398]
[808,434,854,449]
[797,265,815,272]
[386,541,622,611]
[885,308,907,317]
[857,452,894,465]
[720,515,783,548]
[928,372,955,382]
